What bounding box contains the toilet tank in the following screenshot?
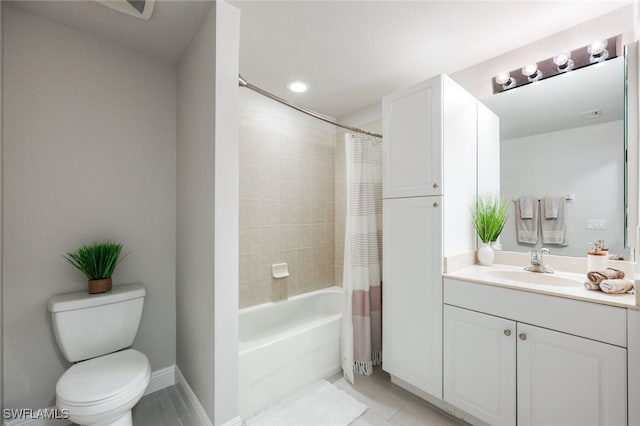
[48,283,145,362]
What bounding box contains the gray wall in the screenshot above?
[212,2,240,423]
[500,120,624,257]
[2,6,177,409]
[176,2,217,421]
[176,2,240,422]
[1,2,4,413]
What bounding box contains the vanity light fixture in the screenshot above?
[587,39,609,63]
[522,64,542,82]
[286,81,309,93]
[491,35,620,94]
[553,53,574,73]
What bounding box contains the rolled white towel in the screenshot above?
[584,281,600,291]
[599,279,634,294]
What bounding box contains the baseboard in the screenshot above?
[3,365,177,426]
[144,364,176,396]
[175,366,214,426]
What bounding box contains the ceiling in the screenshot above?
[230,0,629,118]
[9,1,630,118]
[481,56,624,140]
[8,0,211,63]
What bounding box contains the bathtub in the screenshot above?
[238,286,343,418]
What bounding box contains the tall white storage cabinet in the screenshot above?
[382,74,481,399]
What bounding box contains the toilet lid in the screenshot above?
[57,349,150,404]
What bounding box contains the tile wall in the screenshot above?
[239,107,336,308]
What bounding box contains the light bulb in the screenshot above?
[553,53,569,67]
[553,53,574,72]
[587,39,607,56]
[587,39,609,63]
[286,81,309,93]
[495,72,511,85]
[522,64,542,82]
[522,64,538,77]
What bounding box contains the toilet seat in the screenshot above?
[57,349,150,405]
[56,349,150,425]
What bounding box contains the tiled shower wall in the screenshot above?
[239,106,336,308]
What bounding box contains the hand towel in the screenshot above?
[544,196,562,220]
[515,199,538,244]
[584,281,600,291]
[587,268,625,285]
[519,196,535,219]
[540,198,567,245]
[600,279,634,294]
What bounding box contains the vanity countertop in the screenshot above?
[443,264,638,310]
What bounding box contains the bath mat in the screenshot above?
[245,379,367,426]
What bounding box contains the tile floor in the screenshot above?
[112,367,464,426]
[329,367,465,426]
[72,383,199,426]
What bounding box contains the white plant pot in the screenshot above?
[477,243,495,266]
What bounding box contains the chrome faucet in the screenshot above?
[525,248,554,273]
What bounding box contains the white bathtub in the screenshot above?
[238,286,343,418]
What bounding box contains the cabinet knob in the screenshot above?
[519,333,527,341]
[504,329,511,337]
[433,182,439,189]
[433,202,439,208]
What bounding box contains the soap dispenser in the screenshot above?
[587,240,608,272]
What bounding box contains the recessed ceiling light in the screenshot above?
[287,81,309,93]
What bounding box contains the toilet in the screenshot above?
[48,283,150,426]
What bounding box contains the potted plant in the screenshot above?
[63,242,126,294]
[472,193,508,266]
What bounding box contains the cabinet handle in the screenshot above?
[433,182,439,189]
[519,333,527,341]
[504,329,511,337]
[433,202,439,208]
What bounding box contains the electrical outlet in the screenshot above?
[586,219,606,230]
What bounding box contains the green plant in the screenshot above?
[63,242,126,280]
[472,193,508,244]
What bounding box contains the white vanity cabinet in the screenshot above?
[444,305,516,426]
[517,323,626,426]
[443,278,628,426]
[382,196,442,396]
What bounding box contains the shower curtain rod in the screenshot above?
[238,75,383,139]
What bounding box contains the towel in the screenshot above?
[584,281,601,291]
[587,268,625,285]
[600,279,634,294]
[540,198,567,245]
[519,196,535,219]
[544,196,562,220]
[515,199,538,244]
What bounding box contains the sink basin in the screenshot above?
[486,270,582,287]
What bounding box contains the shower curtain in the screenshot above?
[342,133,383,383]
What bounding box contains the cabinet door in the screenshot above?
[517,324,627,426]
[383,196,442,397]
[382,76,442,199]
[444,305,516,426]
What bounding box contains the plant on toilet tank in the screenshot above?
[63,242,127,294]
[472,193,508,266]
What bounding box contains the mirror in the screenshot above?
[481,55,629,258]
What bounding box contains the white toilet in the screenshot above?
[48,283,150,426]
